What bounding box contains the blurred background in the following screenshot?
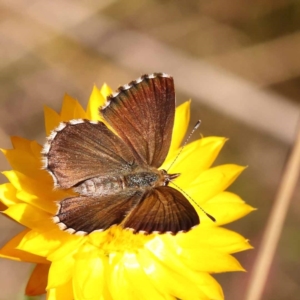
[0,0,300,299]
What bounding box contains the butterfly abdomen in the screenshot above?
[75,176,124,197]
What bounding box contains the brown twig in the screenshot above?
[245,116,300,300]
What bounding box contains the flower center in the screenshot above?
[88,225,153,255]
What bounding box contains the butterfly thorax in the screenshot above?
[75,169,175,197]
[124,169,165,189]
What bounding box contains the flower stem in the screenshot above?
[245,118,300,300]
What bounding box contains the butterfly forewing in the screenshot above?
[43,120,136,189]
[101,73,175,168]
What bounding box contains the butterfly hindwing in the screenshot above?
[123,186,199,234]
[101,73,175,168]
[54,191,144,234]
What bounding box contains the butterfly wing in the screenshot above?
[123,186,199,234]
[43,120,136,189]
[54,191,143,234]
[101,73,175,168]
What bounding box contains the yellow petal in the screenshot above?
[162,138,196,169]
[107,252,142,300]
[180,248,245,273]
[137,248,210,300]
[6,137,42,163]
[3,170,64,214]
[26,263,49,296]
[100,83,113,98]
[202,192,255,225]
[175,227,252,254]
[30,140,43,159]
[17,230,59,258]
[146,236,223,299]
[1,148,42,179]
[73,100,87,119]
[60,94,81,121]
[47,280,73,300]
[0,183,21,207]
[186,164,246,204]
[16,188,58,215]
[4,203,53,230]
[73,243,104,300]
[146,237,224,299]
[47,255,74,289]
[194,273,224,300]
[163,137,227,187]
[0,229,48,263]
[10,136,32,152]
[86,85,106,121]
[167,101,190,158]
[121,252,167,300]
[44,106,61,136]
[47,236,85,262]
[18,228,81,258]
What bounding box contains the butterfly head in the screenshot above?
[159,169,180,186]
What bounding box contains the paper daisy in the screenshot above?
[0,74,253,300]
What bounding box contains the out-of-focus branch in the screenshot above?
[245,118,300,300]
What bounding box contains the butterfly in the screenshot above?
[42,73,200,235]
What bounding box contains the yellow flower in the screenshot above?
[0,83,254,300]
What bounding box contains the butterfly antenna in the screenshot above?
[167,120,201,172]
[169,180,216,222]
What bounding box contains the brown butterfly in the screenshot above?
[42,73,199,235]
